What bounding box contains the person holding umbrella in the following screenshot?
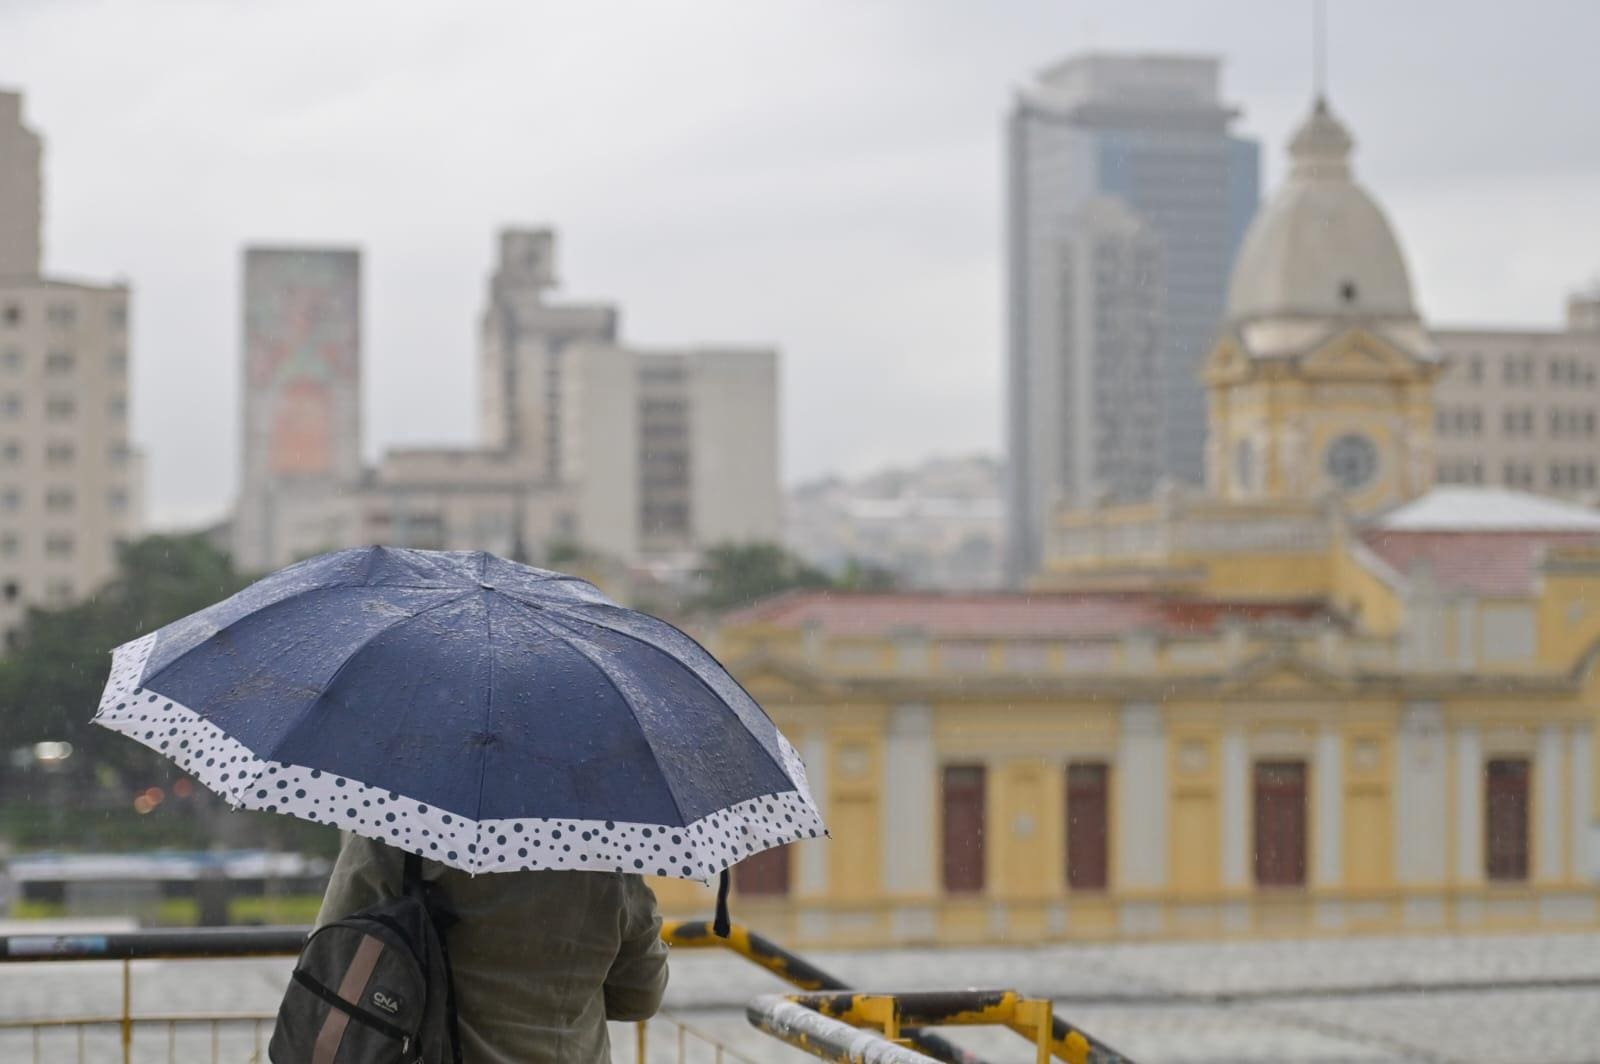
[93,547,825,1063]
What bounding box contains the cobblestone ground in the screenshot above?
[4,931,1599,1062]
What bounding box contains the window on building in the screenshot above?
[1254,760,1307,887]
[110,443,130,465]
[46,304,76,328]
[2,578,18,599]
[1,349,19,370]
[44,533,74,558]
[1485,758,1530,882]
[108,488,128,512]
[1,395,19,419]
[45,350,75,375]
[2,304,19,326]
[942,764,986,893]
[108,395,127,419]
[1468,356,1484,383]
[0,533,16,558]
[108,350,127,373]
[1,489,18,512]
[109,305,128,329]
[46,396,75,421]
[44,488,73,512]
[733,845,791,897]
[46,442,75,465]
[1066,762,1110,890]
[2,440,20,463]
[46,579,74,605]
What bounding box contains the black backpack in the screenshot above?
[270,853,462,1064]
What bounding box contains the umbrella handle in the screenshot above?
[713,870,732,939]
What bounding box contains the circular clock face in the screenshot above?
[1325,433,1379,491]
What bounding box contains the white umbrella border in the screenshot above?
[94,633,826,880]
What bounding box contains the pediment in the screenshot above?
[1219,649,1350,696]
[1300,329,1424,381]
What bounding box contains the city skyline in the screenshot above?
[3,1,1599,527]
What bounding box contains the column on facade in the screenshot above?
[882,703,936,895]
[1538,725,1567,883]
[796,730,830,895]
[1395,702,1449,885]
[1220,728,1248,888]
[1116,702,1168,890]
[1454,725,1483,883]
[1572,724,1594,882]
[1314,727,1343,887]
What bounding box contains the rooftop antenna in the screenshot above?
[1313,0,1327,102]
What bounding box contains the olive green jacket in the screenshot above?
[315,833,669,1064]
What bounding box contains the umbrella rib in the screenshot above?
[471,586,495,872]
[517,601,794,786]
[242,589,479,791]
[507,600,694,833]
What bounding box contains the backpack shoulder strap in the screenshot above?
[399,849,462,1064]
[403,850,424,896]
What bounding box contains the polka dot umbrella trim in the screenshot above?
[92,547,825,880]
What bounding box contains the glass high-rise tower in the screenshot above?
[1005,54,1259,584]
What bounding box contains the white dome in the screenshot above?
[1226,99,1416,325]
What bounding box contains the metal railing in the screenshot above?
[0,925,756,1064]
[1,921,1136,1064]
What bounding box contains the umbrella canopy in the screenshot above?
[94,547,824,880]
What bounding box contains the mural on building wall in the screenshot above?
[244,249,359,477]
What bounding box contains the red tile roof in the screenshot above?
[1360,530,1600,597]
[722,591,1334,639]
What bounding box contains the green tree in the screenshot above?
[693,542,835,613]
[0,533,254,785]
[836,558,899,592]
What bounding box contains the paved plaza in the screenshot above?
[3,930,1599,1062]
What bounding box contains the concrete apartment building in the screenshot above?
[1432,292,1600,497]
[0,91,141,642]
[1005,53,1259,584]
[234,229,780,574]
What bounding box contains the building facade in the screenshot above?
[0,92,42,278]
[680,98,1600,948]
[232,248,362,573]
[1432,292,1600,497]
[0,91,141,643]
[233,229,779,574]
[1005,53,1259,584]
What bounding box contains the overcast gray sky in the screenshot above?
[4,0,1599,527]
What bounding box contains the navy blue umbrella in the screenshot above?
[94,547,824,888]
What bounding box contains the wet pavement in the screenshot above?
[4,930,1599,1062]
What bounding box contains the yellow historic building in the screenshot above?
[651,98,1600,947]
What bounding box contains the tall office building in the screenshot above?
[0,91,142,643]
[478,229,616,476]
[1005,54,1259,584]
[480,230,779,564]
[232,248,362,572]
[558,342,782,562]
